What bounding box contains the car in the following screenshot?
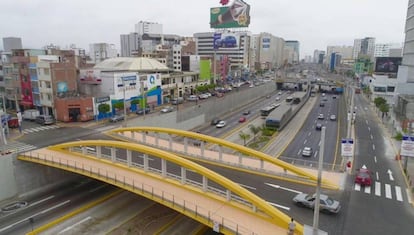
[171,97,184,105]
[211,118,221,125]
[187,95,198,101]
[215,35,237,48]
[266,95,271,99]
[239,117,246,123]
[198,94,209,99]
[136,107,150,115]
[355,165,372,186]
[330,115,336,121]
[110,114,125,122]
[160,106,174,113]
[275,96,280,101]
[332,96,337,99]
[319,102,325,107]
[315,123,322,130]
[243,110,251,115]
[35,115,55,125]
[302,147,313,157]
[293,193,341,214]
[216,120,226,128]
[323,97,328,101]
[318,113,324,120]
[249,84,255,88]
[322,93,326,96]
[278,91,282,95]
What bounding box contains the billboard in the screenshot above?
[80,69,102,85]
[213,33,239,49]
[375,57,402,73]
[210,0,250,29]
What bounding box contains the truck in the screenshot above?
[23,109,40,121]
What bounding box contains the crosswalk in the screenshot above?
[354,182,404,202]
[0,141,37,154]
[22,125,60,134]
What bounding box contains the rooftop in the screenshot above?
[94,57,170,72]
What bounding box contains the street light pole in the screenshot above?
[122,79,127,127]
[313,126,325,234]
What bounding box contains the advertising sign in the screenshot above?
[341,138,354,157]
[80,69,102,85]
[401,135,414,157]
[375,57,402,73]
[210,0,250,28]
[213,33,239,49]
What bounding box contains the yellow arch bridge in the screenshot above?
[17,127,339,235]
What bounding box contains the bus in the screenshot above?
[285,96,293,103]
[265,105,293,130]
[260,106,276,117]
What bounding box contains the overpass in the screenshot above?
[18,127,339,234]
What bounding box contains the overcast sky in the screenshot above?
[0,0,409,58]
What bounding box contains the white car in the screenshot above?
[216,120,226,128]
[293,193,341,214]
[187,95,198,101]
[330,114,336,121]
[198,94,209,99]
[160,106,174,113]
[302,147,313,157]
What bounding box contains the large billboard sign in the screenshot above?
[213,33,239,49]
[375,57,402,73]
[80,69,102,85]
[401,135,414,158]
[210,0,250,29]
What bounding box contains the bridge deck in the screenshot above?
[19,148,289,235]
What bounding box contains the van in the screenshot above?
[171,97,184,105]
[35,115,55,125]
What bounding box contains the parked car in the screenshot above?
[35,115,55,125]
[293,193,341,214]
[160,106,174,113]
[302,147,313,157]
[109,114,124,123]
[198,94,209,99]
[23,109,40,121]
[355,165,372,186]
[187,95,198,101]
[216,120,226,128]
[171,97,184,105]
[136,107,150,115]
[239,117,246,123]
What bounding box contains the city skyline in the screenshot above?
[0,0,408,58]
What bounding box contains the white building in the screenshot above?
[135,21,163,35]
[253,32,285,70]
[89,43,117,64]
[2,37,22,52]
[285,40,300,64]
[36,55,60,115]
[374,43,402,57]
[120,33,140,57]
[353,37,376,60]
[326,46,353,65]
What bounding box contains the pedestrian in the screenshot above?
[288,218,296,235]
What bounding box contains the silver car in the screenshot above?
[293,193,341,214]
[160,106,174,113]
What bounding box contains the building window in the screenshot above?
[44,68,50,75]
[47,94,51,101]
[46,82,51,88]
[25,88,30,96]
[387,86,395,92]
[374,86,386,92]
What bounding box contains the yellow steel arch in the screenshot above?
[107,127,337,189]
[49,140,303,234]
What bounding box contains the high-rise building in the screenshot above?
[398,0,414,84]
[252,32,285,70]
[89,43,117,63]
[353,37,375,60]
[120,33,140,57]
[326,46,353,65]
[135,21,163,35]
[313,50,325,64]
[2,37,22,52]
[374,43,402,57]
[285,40,300,63]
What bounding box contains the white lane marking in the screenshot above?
[387,169,394,181]
[375,182,381,196]
[308,132,311,136]
[29,195,55,207]
[370,134,373,140]
[304,139,307,145]
[0,200,70,232]
[297,149,301,155]
[89,185,106,192]
[385,184,392,199]
[58,216,92,234]
[376,172,379,181]
[374,156,377,163]
[395,186,403,202]
[407,189,413,204]
[364,186,371,194]
[265,183,302,194]
[366,120,368,125]
[368,127,371,132]
[354,184,361,191]
[314,150,318,158]
[238,183,256,190]
[372,144,375,150]
[318,141,321,146]
[267,201,290,211]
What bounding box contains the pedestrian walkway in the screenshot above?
[22,125,60,134]
[0,141,37,154]
[353,182,406,203]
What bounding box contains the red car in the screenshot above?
[239,117,246,123]
[355,166,372,186]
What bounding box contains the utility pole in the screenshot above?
[313,126,325,234]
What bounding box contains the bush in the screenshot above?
[394,132,403,141]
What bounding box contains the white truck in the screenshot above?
[23,109,40,121]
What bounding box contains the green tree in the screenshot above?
[98,103,110,113]
[379,102,390,118]
[249,124,261,141]
[239,131,251,146]
[113,102,124,110]
[374,97,386,108]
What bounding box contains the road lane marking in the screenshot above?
[407,189,412,204]
[366,120,368,125]
[58,216,92,234]
[364,186,371,194]
[354,184,361,191]
[304,139,307,144]
[368,127,371,132]
[376,172,379,181]
[265,183,302,194]
[308,132,312,136]
[267,201,290,211]
[297,149,301,155]
[238,183,256,190]
[89,185,107,192]
[395,186,403,202]
[374,156,377,163]
[375,182,381,196]
[385,184,392,199]
[370,134,373,140]
[314,151,318,158]
[372,144,375,150]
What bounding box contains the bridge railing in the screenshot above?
[20,151,258,235]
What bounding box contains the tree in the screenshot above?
[113,102,124,110]
[374,97,386,108]
[239,131,250,146]
[249,124,261,141]
[379,103,390,118]
[98,103,110,113]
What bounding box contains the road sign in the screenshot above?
[341,138,354,157]
[401,135,414,158]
